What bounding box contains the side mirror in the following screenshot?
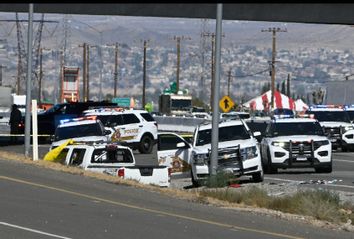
[176,142,186,148]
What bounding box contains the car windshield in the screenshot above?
[196,125,251,146]
[54,123,103,141]
[308,111,351,122]
[269,122,325,137]
[346,111,354,121]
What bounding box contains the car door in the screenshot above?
[117,113,142,143]
[157,133,191,174]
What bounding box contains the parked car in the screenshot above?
[58,143,170,187]
[306,105,354,151]
[83,108,158,154]
[157,132,192,175]
[190,117,263,186]
[50,116,111,150]
[260,117,332,173]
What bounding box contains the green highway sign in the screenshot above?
[112,97,130,107]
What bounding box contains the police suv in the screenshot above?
[51,116,111,150]
[83,108,158,154]
[260,116,332,173]
[306,105,354,151]
[190,117,263,186]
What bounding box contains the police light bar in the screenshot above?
[272,114,294,120]
[59,115,97,125]
[297,113,315,119]
[309,104,343,109]
[344,104,354,110]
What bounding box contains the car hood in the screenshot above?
[192,138,257,154]
[268,135,328,142]
[51,136,108,147]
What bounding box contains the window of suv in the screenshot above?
[267,122,325,137]
[196,125,251,146]
[54,122,104,141]
[306,110,351,123]
[122,114,140,124]
[140,112,155,122]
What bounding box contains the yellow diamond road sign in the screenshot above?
[219,95,235,113]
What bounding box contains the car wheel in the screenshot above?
[252,170,264,183]
[191,170,200,187]
[315,164,332,173]
[265,149,277,174]
[138,135,153,154]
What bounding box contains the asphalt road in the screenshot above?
[0,139,354,196]
[0,158,353,239]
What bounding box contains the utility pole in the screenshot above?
[114,42,119,98]
[107,42,119,98]
[172,35,191,93]
[202,32,225,110]
[227,69,231,96]
[79,43,87,101]
[261,27,287,110]
[38,47,50,104]
[0,64,6,86]
[142,39,150,108]
[87,45,90,100]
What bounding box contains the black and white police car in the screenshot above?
[83,108,158,154]
[50,116,111,150]
[260,116,332,173]
[306,105,354,151]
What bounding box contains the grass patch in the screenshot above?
[202,171,236,188]
[199,186,354,225]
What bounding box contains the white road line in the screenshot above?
[335,159,354,163]
[0,222,72,239]
[265,177,354,190]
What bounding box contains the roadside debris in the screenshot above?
[299,179,343,185]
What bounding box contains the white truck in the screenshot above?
[58,143,170,187]
[190,118,264,186]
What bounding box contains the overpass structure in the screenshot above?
[0,4,353,25]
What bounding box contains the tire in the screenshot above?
[265,149,277,174]
[341,145,348,152]
[315,164,332,173]
[252,170,264,183]
[138,135,154,154]
[191,170,200,187]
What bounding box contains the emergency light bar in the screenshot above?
[309,104,343,109]
[59,115,97,125]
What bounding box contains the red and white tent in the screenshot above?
[243,90,307,112]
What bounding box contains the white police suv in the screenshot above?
[260,117,332,173]
[190,117,263,186]
[83,108,158,154]
[306,105,354,151]
[51,116,111,150]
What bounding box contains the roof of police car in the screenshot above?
[272,117,317,123]
[84,108,148,115]
[58,119,100,128]
[198,118,244,131]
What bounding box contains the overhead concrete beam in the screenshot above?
[0,4,354,25]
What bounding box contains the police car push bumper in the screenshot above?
[269,139,331,168]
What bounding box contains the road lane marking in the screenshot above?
[0,175,304,239]
[265,176,354,189]
[0,222,72,239]
[336,159,354,163]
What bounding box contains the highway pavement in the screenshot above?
[0,157,353,239]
